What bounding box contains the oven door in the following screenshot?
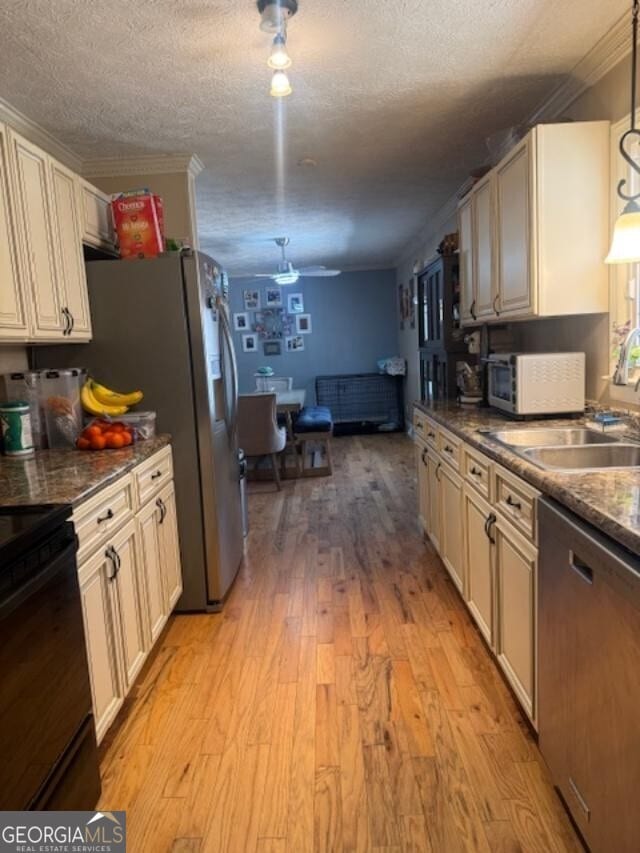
[488,360,516,412]
[0,533,94,809]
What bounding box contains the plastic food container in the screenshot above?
[1,370,46,449]
[0,401,35,457]
[118,411,156,440]
[41,368,86,448]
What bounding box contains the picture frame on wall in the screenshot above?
[243,289,261,310]
[285,335,305,352]
[242,333,258,353]
[234,312,250,331]
[287,293,304,314]
[295,314,312,334]
[265,287,283,308]
[263,341,282,356]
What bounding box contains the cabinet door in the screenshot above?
[495,516,536,720]
[473,177,496,319]
[458,196,475,324]
[110,520,147,690]
[463,487,494,645]
[495,139,534,317]
[78,550,123,744]
[50,160,92,339]
[416,441,429,535]
[439,463,465,593]
[426,451,442,553]
[137,498,167,645]
[8,131,64,339]
[0,125,28,339]
[80,179,116,252]
[157,482,183,611]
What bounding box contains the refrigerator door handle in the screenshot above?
[218,298,239,441]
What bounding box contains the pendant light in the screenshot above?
[270,69,292,97]
[606,0,640,264]
[268,33,292,69]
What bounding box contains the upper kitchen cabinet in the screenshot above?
[80,179,117,255]
[459,121,610,325]
[0,124,28,339]
[6,128,92,342]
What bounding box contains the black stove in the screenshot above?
[0,503,101,810]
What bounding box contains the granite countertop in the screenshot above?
[0,435,171,509]
[414,401,640,555]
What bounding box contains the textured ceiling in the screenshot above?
[0,0,629,274]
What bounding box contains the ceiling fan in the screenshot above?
[254,237,341,285]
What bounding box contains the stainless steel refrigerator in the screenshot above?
[36,251,244,611]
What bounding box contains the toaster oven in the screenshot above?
[487,353,585,416]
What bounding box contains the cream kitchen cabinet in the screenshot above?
[413,407,540,723]
[458,194,474,324]
[8,129,63,339]
[80,178,117,254]
[463,486,495,646]
[438,460,465,594]
[494,514,537,720]
[0,124,28,339]
[459,121,610,326]
[74,446,183,743]
[3,127,93,342]
[416,439,429,534]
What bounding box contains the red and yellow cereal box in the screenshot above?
[111,191,164,260]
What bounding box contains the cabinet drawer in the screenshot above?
[134,446,173,508]
[462,445,492,500]
[74,474,134,563]
[493,464,539,543]
[438,427,461,470]
[414,409,439,449]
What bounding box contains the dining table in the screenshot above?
[274,389,306,440]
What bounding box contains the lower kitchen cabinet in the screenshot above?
[495,514,537,720]
[75,447,183,743]
[78,545,123,743]
[438,461,465,593]
[463,486,494,646]
[426,449,442,552]
[416,440,429,534]
[156,481,183,611]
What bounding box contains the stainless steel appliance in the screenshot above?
[487,352,585,416]
[0,504,101,809]
[538,499,640,852]
[36,252,244,611]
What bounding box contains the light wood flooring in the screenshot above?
[98,434,581,852]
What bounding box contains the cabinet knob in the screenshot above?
[151,470,162,480]
[506,494,522,511]
[470,466,482,477]
[470,300,477,321]
[493,295,501,317]
[97,508,114,525]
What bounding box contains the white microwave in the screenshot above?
[487,353,586,416]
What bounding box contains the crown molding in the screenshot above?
[82,153,205,179]
[527,11,630,126]
[0,96,82,171]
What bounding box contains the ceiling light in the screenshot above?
[257,0,298,33]
[274,270,300,285]
[268,33,292,69]
[607,0,640,264]
[270,69,292,98]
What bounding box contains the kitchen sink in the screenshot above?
[523,444,640,470]
[486,427,614,448]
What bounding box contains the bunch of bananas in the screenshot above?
[81,379,144,417]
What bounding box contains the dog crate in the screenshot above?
[315,373,404,434]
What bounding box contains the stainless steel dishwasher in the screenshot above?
[538,498,640,853]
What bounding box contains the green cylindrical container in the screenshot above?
[0,401,35,457]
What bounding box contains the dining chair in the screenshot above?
[237,393,287,489]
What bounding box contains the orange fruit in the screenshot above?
[110,423,126,433]
[76,437,91,450]
[121,432,133,446]
[106,432,126,449]
[84,425,102,439]
[90,435,107,451]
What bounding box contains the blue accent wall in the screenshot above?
[230,268,398,402]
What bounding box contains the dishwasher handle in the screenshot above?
[569,551,594,585]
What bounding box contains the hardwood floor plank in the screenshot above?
[258,681,298,839]
[317,642,336,684]
[337,702,371,853]
[314,766,343,853]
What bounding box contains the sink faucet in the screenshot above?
[613,327,640,387]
